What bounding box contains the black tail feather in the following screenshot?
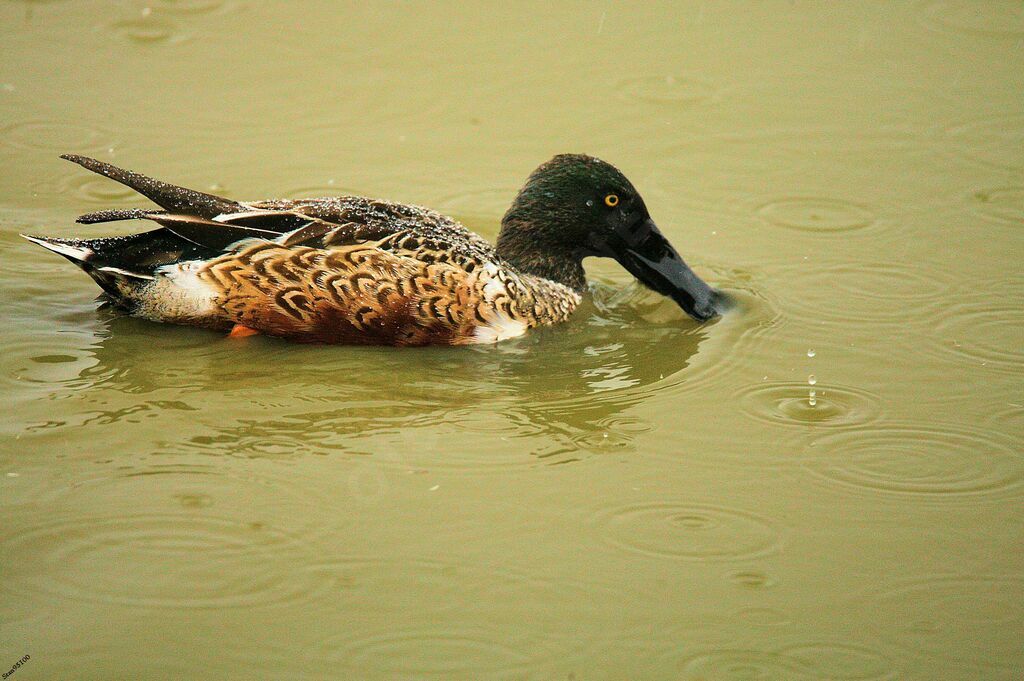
[60,154,242,218]
[24,228,220,276]
[76,208,165,224]
[21,234,95,264]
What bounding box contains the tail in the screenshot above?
[20,234,97,265]
[22,233,156,304]
[23,155,249,308]
[60,154,242,219]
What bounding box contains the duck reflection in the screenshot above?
[77,281,711,466]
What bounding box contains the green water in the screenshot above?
[2,1,1022,679]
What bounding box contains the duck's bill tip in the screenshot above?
[682,287,732,321]
[601,218,730,323]
[665,278,731,321]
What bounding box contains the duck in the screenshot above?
[23,153,729,346]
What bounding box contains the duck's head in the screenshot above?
[497,154,730,321]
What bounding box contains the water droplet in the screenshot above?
[808,374,817,385]
[737,382,879,429]
[807,349,816,358]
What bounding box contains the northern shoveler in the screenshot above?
[23,153,729,345]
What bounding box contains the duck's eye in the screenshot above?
[604,194,619,207]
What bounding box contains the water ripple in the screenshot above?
[924,297,1024,372]
[943,114,1024,172]
[60,173,139,204]
[590,502,781,561]
[969,187,1024,225]
[803,422,1022,499]
[987,401,1023,434]
[0,513,323,609]
[299,557,593,680]
[537,264,779,411]
[736,381,880,429]
[726,569,776,590]
[281,183,364,201]
[373,411,555,473]
[616,75,719,106]
[732,607,792,627]
[153,0,233,15]
[110,15,189,46]
[677,649,813,679]
[317,625,563,679]
[772,260,955,324]
[780,643,897,680]
[666,640,895,680]
[2,119,115,152]
[300,554,612,619]
[757,197,877,233]
[433,186,518,226]
[865,575,1024,672]
[919,0,1024,38]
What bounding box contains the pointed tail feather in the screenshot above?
[21,234,94,264]
[23,233,155,303]
[76,208,165,224]
[60,154,242,219]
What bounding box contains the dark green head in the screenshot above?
[497,154,729,321]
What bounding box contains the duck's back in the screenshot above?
[250,195,497,262]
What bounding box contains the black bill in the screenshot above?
[593,218,730,321]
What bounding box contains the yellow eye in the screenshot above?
[604,194,619,207]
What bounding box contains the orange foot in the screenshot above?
[228,324,260,339]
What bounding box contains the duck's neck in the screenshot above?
[495,218,587,292]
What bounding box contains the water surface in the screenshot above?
[1,2,1022,679]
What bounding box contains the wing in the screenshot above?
[196,239,487,346]
[64,154,500,271]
